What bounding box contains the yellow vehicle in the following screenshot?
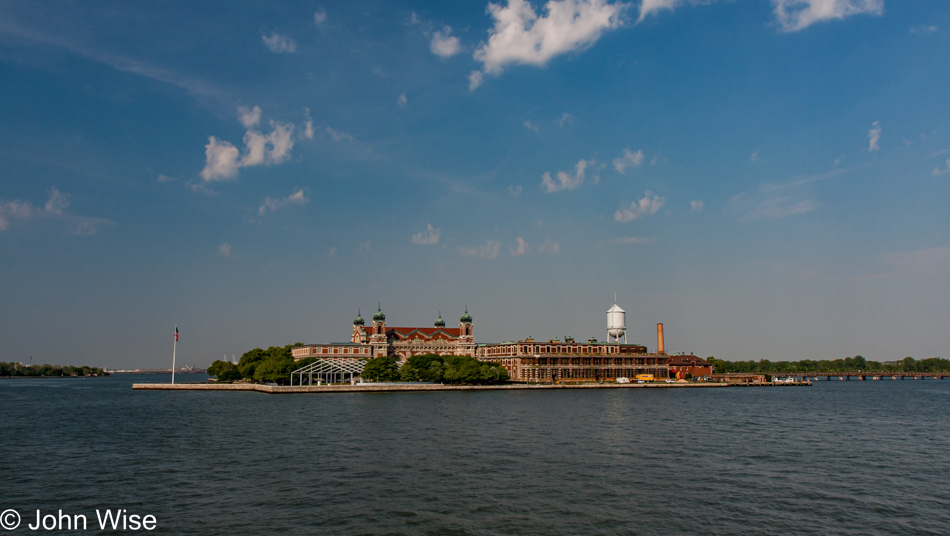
[635,374,655,382]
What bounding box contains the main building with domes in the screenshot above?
[290,304,476,361]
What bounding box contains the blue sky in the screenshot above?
[1,0,948,368]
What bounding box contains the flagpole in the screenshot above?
[172,323,177,385]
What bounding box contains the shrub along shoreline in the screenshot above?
[207,346,508,385]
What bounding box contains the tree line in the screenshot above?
[708,355,950,374]
[0,362,107,377]
[206,348,509,385]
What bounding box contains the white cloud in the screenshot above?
[44,187,69,214]
[259,188,308,216]
[468,70,485,90]
[511,237,527,255]
[185,182,217,195]
[157,174,175,183]
[459,240,500,259]
[262,33,297,53]
[615,191,664,222]
[314,9,328,26]
[690,200,704,212]
[638,0,682,22]
[470,0,627,88]
[508,185,523,196]
[303,108,314,140]
[612,236,654,244]
[557,112,575,127]
[218,242,231,257]
[411,223,441,245]
[200,137,241,181]
[750,152,759,162]
[238,105,261,128]
[868,121,881,152]
[909,24,938,34]
[0,189,110,234]
[728,192,817,221]
[612,148,644,174]
[325,126,353,141]
[834,153,845,166]
[431,26,461,57]
[772,0,884,33]
[329,246,337,258]
[539,239,560,253]
[397,93,408,107]
[933,160,950,177]
[542,159,590,192]
[523,119,540,132]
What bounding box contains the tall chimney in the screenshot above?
[657,323,665,354]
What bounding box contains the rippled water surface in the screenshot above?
[2,375,949,535]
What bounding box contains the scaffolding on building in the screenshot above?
[290,358,367,386]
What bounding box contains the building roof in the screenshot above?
[666,354,712,366]
[386,327,462,340]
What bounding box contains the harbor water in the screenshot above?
[2,375,949,535]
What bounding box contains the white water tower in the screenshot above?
[607,301,627,343]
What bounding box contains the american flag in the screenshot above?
[175,326,179,342]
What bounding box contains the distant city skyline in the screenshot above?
[1,1,948,368]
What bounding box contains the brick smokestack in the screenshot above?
[657,323,665,354]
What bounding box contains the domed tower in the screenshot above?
[459,306,474,353]
[607,301,627,343]
[369,303,389,356]
[351,309,368,343]
[434,311,445,328]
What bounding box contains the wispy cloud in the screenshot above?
[218,242,231,257]
[0,188,111,234]
[615,191,664,222]
[397,93,408,107]
[314,9,328,26]
[542,159,592,193]
[459,240,500,259]
[638,0,683,22]
[772,0,884,32]
[690,200,704,212]
[933,160,950,177]
[523,119,540,132]
[325,126,354,141]
[909,24,938,34]
[611,236,655,244]
[508,185,523,196]
[259,189,308,216]
[868,121,881,152]
[511,237,527,256]
[303,108,314,140]
[539,239,560,253]
[411,223,441,245]
[557,113,575,127]
[469,0,628,89]
[612,148,644,174]
[262,32,297,53]
[728,192,817,221]
[201,107,296,182]
[431,26,461,57]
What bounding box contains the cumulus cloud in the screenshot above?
[868,121,881,152]
[772,0,884,33]
[397,93,408,107]
[638,0,683,21]
[612,148,644,174]
[542,159,590,192]
[470,0,627,88]
[238,105,261,128]
[262,32,297,53]
[431,26,462,57]
[539,239,560,253]
[411,223,441,245]
[611,236,655,244]
[218,242,231,257]
[614,191,664,222]
[201,108,296,182]
[303,109,314,140]
[259,188,308,216]
[511,237,527,255]
[314,9,328,26]
[690,200,704,212]
[44,187,70,214]
[459,240,500,259]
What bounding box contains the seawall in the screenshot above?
[132,381,810,393]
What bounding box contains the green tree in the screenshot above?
[362,356,399,382]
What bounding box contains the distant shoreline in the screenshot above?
[132,381,811,394]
